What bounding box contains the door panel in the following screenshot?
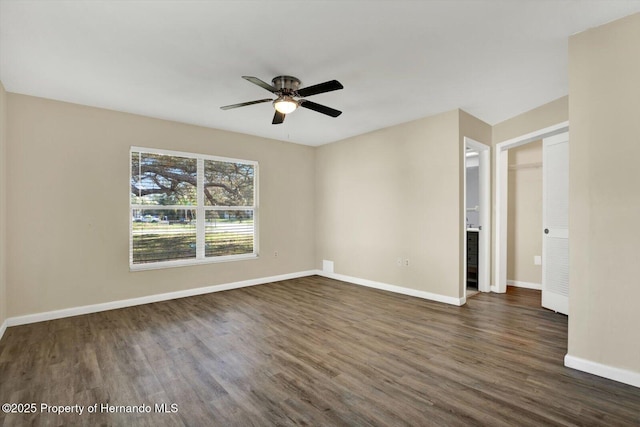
[542,132,569,315]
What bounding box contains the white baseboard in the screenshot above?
[5,270,317,328]
[507,280,542,290]
[0,318,7,342]
[316,270,465,306]
[565,354,640,389]
[0,269,463,335]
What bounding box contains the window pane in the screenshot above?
[131,151,197,206]
[204,160,254,206]
[132,209,196,264]
[205,210,254,257]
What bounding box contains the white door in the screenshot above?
[542,132,569,315]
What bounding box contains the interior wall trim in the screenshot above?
[3,270,317,329]
[507,280,542,290]
[317,270,465,306]
[0,319,7,342]
[565,354,640,389]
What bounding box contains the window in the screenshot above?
[130,147,258,269]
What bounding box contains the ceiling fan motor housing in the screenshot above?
[272,75,301,95]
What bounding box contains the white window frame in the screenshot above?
[129,146,259,271]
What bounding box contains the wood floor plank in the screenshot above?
[0,276,638,426]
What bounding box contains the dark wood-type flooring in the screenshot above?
[0,276,638,426]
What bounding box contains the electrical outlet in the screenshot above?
[404,259,410,267]
[534,255,541,265]
[274,251,279,258]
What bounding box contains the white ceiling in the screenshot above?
[1,1,639,146]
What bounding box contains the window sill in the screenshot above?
[130,253,259,272]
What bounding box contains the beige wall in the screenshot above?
[507,141,542,285]
[460,109,493,146]
[0,91,490,319]
[316,110,461,298]
[6,94,316,317]
[493,96,569,144]
[568,13,640,373]
[315,109,490,300]
[0,82,7,327]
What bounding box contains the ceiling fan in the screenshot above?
[220,75,343,124]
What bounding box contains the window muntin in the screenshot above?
[130,148,258,269]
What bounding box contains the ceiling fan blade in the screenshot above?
[297,80,343,97]
[299,100,342,117]
[272,111,285,125]
[242,76,277,93]
[220,98,273,110]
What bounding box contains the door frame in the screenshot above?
[493,121,569,293]
[463,137,491,295]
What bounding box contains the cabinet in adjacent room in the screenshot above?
[467,230,479,289]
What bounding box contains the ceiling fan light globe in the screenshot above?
[273,97,298,114]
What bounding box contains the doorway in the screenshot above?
[463,137,490,297]
[494,121,569,294]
